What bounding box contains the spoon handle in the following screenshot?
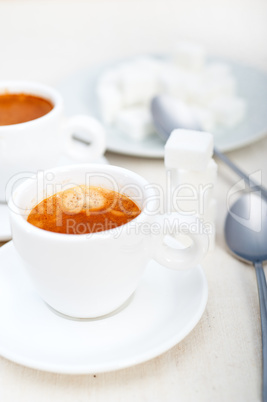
[214,147,267,200]
[255,261,267,402]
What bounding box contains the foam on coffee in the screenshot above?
[27,185,141,234]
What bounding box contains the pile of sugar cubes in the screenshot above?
[96,42,246,142]
[164,129,217,251]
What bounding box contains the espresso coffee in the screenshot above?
[0,93,53,126]
[27,185,141,234]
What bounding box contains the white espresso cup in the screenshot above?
[9,164,209,318]
[0,81,106,201]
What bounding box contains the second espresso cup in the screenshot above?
[0,81,106,201]
[9,164,209,318]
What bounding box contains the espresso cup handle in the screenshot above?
[62,115,106,162]
[150,213,209,270]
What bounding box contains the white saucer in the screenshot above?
[0,155,109,242]
[0,242,208,374]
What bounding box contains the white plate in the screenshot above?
[0,156,108,242]
[0,241,208,374]
[58,56,267,158]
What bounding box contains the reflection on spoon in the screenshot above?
[225,193,267,401]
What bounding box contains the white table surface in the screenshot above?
[0,1,267,401]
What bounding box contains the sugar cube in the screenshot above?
[172,42,206,72]
[159,66,203,102]
[96,84,122,125]
[159,66,189,99]
[168,159,217,216]
[172,181,213,216]
[115,107,155,141]
[98,69,121,86]
[174,159,217,188]
[204,75,236,102]
[119,61,159,106]
[209,96,246,127]
[190,106,216,131]
[204,62,231,81]
[164,129,214,170]
[190,75,236,106]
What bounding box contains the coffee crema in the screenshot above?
[0,93,53,126]
[27,185,141,234]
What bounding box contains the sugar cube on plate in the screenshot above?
[164,129,214,170]
[119,61,159,106]
[115,107,155,141]
[96,84,123,125]
[190,106,216,131]
[159,66,203,102]
[209,96,246,127]
[172,42,206,72]
[190,75,236,106]
[98,69,121,86]
[204,62,231,81]
[159,66,188,99]
[204,75,236,102]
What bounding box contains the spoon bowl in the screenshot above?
[225,192,267,401]
[225,192,267,263]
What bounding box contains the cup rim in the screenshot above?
[0,80,63,130]
[8,163,156,240]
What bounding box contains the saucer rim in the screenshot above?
[0,241,208,374]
